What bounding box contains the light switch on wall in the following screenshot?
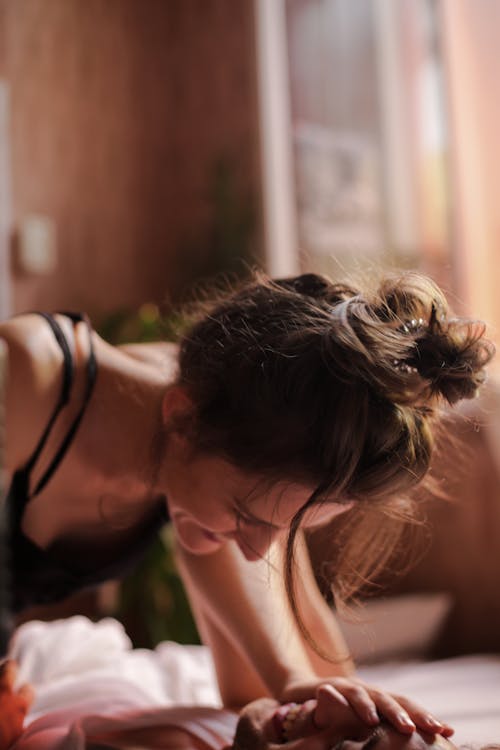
[17,214,57,275]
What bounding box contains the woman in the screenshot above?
[0,271,492,744]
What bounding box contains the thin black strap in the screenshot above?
[22,313,74,477]
[32,314,97,497]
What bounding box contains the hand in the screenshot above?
[0,660,34,749]
[281,677,454,738]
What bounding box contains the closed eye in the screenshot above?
[234,506,281,532]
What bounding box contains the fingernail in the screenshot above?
[399,714,416,729]
[426,716,443,729]
[368,710,380,724]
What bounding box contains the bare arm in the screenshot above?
[176,535,313,706]
[176,531,352,708]
[0,316,65,472]
[176,541,270,708]
[198,535,453,738]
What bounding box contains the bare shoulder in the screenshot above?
[118,341,179,374]
[0,314,66,470]
[0,314,66,390]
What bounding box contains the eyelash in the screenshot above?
[234,509,260,528]
[234,508,276,531]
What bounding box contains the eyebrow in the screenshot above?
[233,482,285,531]
[235,504,282,531]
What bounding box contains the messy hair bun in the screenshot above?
[315,272,490,407]
[179,270,493,497]
[178,270,494,638]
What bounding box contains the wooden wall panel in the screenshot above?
[3,0,261,319]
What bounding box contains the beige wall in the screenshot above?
[3,0,261,320]
[440,0,500,341]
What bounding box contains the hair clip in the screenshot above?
[401,318,426,334]
[392,359,419,375]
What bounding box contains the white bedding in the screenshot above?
[8,616,500,749]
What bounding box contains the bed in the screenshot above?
[9,615,500,749]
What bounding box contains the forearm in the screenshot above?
[175,532,355,707]
[176,537,315,704]
[176,544,270,708]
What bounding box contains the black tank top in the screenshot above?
[6,312,168,614]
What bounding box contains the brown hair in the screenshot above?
[177,271,494,648]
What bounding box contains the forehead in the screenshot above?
[222,461,349,528]
[231,472,311,519]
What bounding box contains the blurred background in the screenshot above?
[1,0,499,330]
[0,0,499,658]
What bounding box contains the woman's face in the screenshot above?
[232,695,457,750]
[161,434,351,561]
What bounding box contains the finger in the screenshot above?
[0,660,17,690]
[394,695,454,737]
[314,684,350,728]
[329,682,380,727]
[317,684,350,707]
[368,693,416,734]
[18,683,35,710]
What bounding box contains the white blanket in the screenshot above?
[9,616,500,748]
[11,617,235,749]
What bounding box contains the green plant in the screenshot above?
[117,526,200,647]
